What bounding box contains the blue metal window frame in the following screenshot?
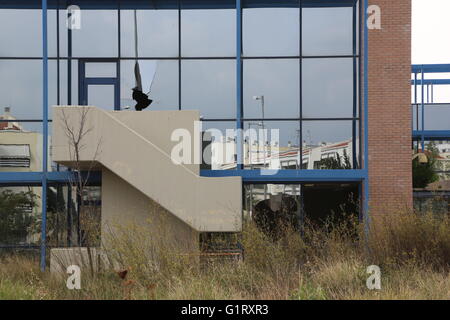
[0,0,369,270]
[411,64,450,144]
[78,59,120,110]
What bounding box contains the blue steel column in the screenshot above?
[421,67,425,150]
[236,0,243,169]
[363,0,370,233]
[41,0,49,271]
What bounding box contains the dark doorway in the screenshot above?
[302,183,360,226]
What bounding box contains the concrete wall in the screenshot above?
[101,168,199,254]
[368,0,413,215]
[52,106,242,232]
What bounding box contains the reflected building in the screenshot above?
[0,107,43,216]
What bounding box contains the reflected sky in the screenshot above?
[2,5,440,150]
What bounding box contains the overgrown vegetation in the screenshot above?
[0,209,449,300]
[0,190,37,245]
[413,142,440,188]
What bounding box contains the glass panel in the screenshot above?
[243,7,299,57]
[243,184,301,232]
[49,59,77,117]
[181,8,235,57]
[302,120,358,169]
[202,121,236,170]
[244,121,300,170]
[87,85,115,110]
[120,60,178,111]
[0,121,44,172]
[71,8,118,57]
[412,104,426,131]
[0,9,43,57]
[0,60,42,119]
[302,7,353,56]
[424,104,450,130]
[303,183,359,224]
[302,58,354,118]
[181,60,236,119]
[244,59,300,118]
[0,185,42,246]
[85,62,116,78]
[121,9,178,58]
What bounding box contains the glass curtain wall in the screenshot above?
[0,0,361,247]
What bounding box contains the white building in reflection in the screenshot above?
[210,136,357,172]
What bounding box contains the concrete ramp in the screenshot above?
[52,106,242,232]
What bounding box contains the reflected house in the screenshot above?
[0,107,43,215]
[210,136,356,172]
[435,142,450,180]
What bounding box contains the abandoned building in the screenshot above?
[0,0,449,270]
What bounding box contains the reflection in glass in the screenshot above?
[0,60,42,119]
[243,121,300,170]
[181,9,235,57]
[244,184,301,236]
[121,60,178,111]
[182,60,235,118]
[244,59,300,118]
[87,85,115,110]
[302,58,354,118]
[424,104,450,130]
[243,8,299,57]
[302,7,353,56]
[0,120,43,172]
[71,9,118,57]
[121,9,178,57]
[0,185,42,246]
[85,63,117,78]
[202,121,236,170]
[302,120,358,169]
[0,9,44,57]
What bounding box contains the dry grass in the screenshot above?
[0,210,449,300]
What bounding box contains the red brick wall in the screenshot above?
[367,0,412,214]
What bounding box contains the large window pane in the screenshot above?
[244,59,300,118]
[244,184,301,226]
[302,120,358,169]
[121,9,178,58]
[302,7,353,56]
[182,60,236,119]
[202,121,237,170]
[244,121,300,170]
[70,8,118,57]
[424,104,450,130]
[0,121,43,172]
[0,9,44,57]
[302,58,354,118]
[181,8,235,57]
[0,60,42,119]
[0,185,42,246]
[121,60,179,111]
[243,8,299,57]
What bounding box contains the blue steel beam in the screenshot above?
[201,169,367,183]
[0,0,355,9]
[362,0,370,233]
[411,79,450,85]
[412,64,450,73]
[412,130,450,141]
[41,0,48,271]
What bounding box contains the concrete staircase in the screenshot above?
[52,106,242,232]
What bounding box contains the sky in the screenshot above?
[412,0,450,64]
